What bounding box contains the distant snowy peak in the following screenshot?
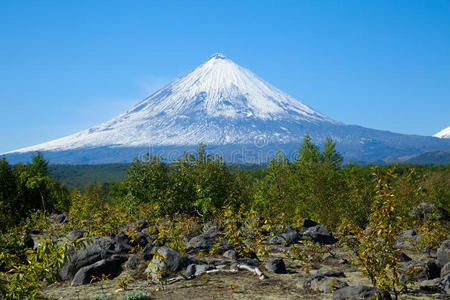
[124,53,334,122]
[7,54,339,154]
[434,126,450,138]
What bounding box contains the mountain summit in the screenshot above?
[434,126,450,139]
[5,54,450,164]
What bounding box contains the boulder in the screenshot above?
[265,258,286,274]
[303,225,338,245]
[332,285,392,300]
[300,218,318,229]
[146,246,193,280]
[142,243,157,261]
[124,255,140,271]
[268,235,286,245]
[223,249,238,260]
[441,274,450,294]
[119,220,148,233]
[281,230,301,245]
[186,226,229,254]
[398,252,412,262]
[114,233,132,254]
[58,236,116,281]
[395,229,420,249]
[437,240,450,267]
[400,260,440,282]
[441,262,450,278]
[409,202,445,220]
[310,276,348,293]
[50,213,68,224]
[71,255,127,286]
[419,278,441,292]
[185,264,216,277]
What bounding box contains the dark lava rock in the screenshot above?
[50,213,68,224]
[303,225,338,245]
[409,202,446,220]
[186,226,228,254]
[223,249,238,260]
[398,252,412,262]
[124,255,140,271]
[281,230,301,245]
[400,260,441,282]
[437,240,450,267]
[265,258,286,274]
[332,285,392,300]
[419,278,441,292]
[146,246,194,280]
[58,236,116,281]
[269,235,286,245]
[71,255,127,286]
[441,274,450,294]
[395,229,420,249]
[310,276,348,293]
[185,264,216,277]
[441,262,450,278]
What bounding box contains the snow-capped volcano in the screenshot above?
[5,53,450,164]
[434,126,450,139]
[9,53,337,153]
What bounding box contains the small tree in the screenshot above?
[339,167,407,299]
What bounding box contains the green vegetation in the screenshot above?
[0,136,449,299]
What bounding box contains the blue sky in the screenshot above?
[1,0,449,153]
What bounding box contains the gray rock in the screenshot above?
[281,230,301,245]
[440,274,450,294]
[437,240,450,267]
[265,258,286,274]
[419,278,441,292]
[114,233,132,254]
[223,249,238,260]
[58,236,116,281]
[400,260,440,282]
[50,213,68,224]
[303,225,338,245]
[398,252,412,262]
[332,285,392,300]
[119,220,148,233]
[67,230,87,240]
[185,264,215,277]
[310,269,345,278]
[310,276,348,293]
[269,235,286,245]
[235,258,260,267]
[142,243,157,261]
[395,229,420,249]
[300,218,318,229]
[409,202,445,220]
[147,246,193,280]
[71,255,127,286]
[186,226,228,253]
[124,255,140,270]
[441,262,450,278]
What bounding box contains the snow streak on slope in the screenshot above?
[8,54,338,153]
[434,126,450,139]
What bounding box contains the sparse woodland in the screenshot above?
[1,136,449,299]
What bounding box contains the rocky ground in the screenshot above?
[41,215,450,300]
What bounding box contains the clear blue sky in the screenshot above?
[1,0,449,153]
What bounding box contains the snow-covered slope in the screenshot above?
[434,126,450,139]
[9,53,338,153]
[5,53,450,164]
